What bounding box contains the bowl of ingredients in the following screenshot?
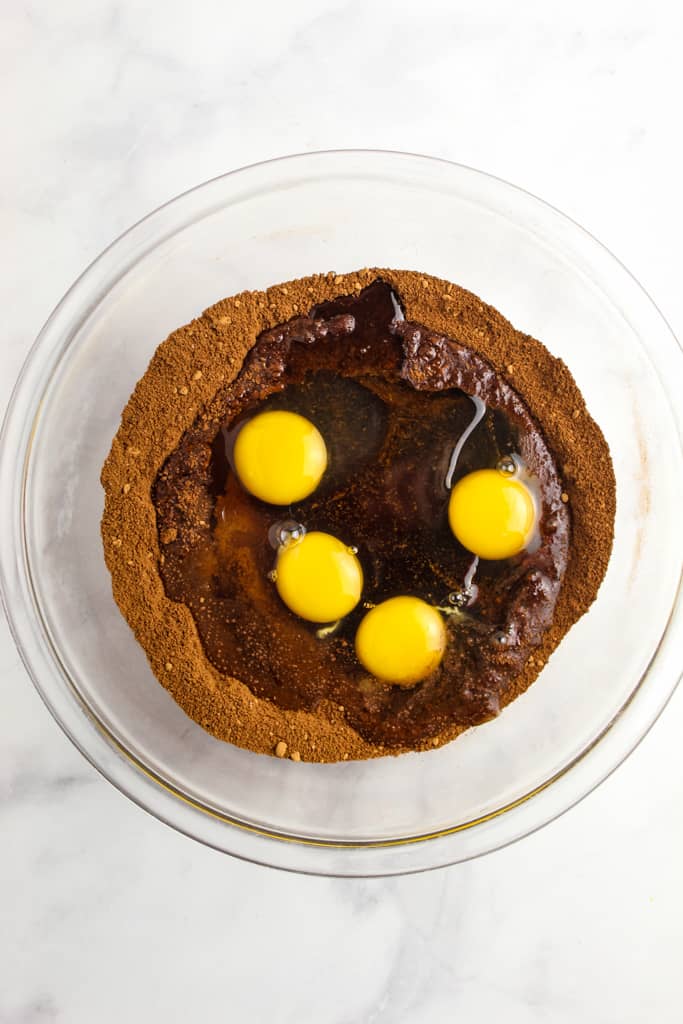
[1,150,682,875]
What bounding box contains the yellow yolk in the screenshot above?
[276,531,363,623]
[448,468,535,560]
[355,596,446,686]
[233,410,327,505]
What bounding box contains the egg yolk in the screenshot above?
[276,531,363,623]
[355,596,446,686]
[448,468,535,560]
[233,410,327,505]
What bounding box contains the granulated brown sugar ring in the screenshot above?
[100,269,615,762]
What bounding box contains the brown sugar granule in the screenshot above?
[274,741,288,758]
[100,269,615,763]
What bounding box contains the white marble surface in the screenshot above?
[2,1,682,1020]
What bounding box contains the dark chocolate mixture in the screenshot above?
[153,281,569,748]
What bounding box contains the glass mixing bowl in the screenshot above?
[1,151,682,876]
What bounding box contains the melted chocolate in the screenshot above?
[153,281,569,747]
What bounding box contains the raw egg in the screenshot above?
[355,596,446,686]
[448,468,535,560]
[276,531,363,623]
[233,410,327,505]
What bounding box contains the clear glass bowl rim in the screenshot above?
[1,149,682,876]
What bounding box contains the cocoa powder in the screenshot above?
[101,268,616,762]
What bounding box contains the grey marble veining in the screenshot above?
[2,1,682,1021]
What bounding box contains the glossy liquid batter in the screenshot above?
[153,281,569,747]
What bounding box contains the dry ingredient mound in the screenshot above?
[101,268,615,763]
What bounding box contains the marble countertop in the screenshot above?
[2,2,682,1021]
